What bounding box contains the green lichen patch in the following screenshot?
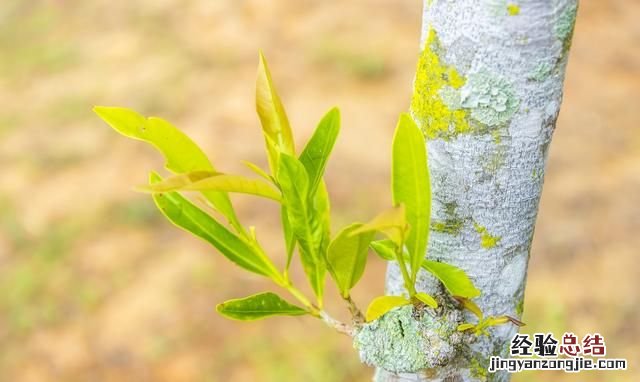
[528,61,553,82]
[439,86,462,110]
[515,298,525,317]
[354,304,463,374]
[432,202,465,236]
[411,28,471,140]
[531,167,545,182]
[482,147,506,175]
[470,355,489,381]
[460,72,520,127]
[473,222,501,249]
[432,220,465,235]
[555,3,578,53]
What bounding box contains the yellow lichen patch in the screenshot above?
[411,28,470,140]
[491,129,502,145]
[447,67,466,89]
[480,233,500,249]
[507,4,520,16]
[473,222,501,249]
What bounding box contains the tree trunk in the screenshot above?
[378,0,577,381]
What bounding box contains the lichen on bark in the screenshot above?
[411,30,520,141]
[459,72,519,128]
[555,2,578,53]
[473,223,501,249]
[354,305,464,374]
[431,202,464,235]
[411,28,469,140]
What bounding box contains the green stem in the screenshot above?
[395,230,416,296]
[283,278,352,334]
[249,241,284,285]
[396,253,416,296]
[344,295,365,324]
[320,311,355,336]
[283,280,321,317]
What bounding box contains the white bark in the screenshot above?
[377,1,577,381]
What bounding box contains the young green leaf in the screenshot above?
[422,260,480,299]
[138,170,216,196]
[94,106,242,232]
[149,172,281,281]
[141,170,217,189]
[365,295,411,322]
[312,180,332,263]
[94,107,211,173]
[370,240,397,261]
[326,223,375,298]
[391,113,430,282]
[350,205,407,245]
[414,292,438,309]
[457,323,475,332]
[460,315,525,337]
[256,52,295,174]
[354,205,416,296]
[309,180,331,290]
[455,297,483,320]
[281,205,296,271]
[216,292,308,321]
[142,172,282,202]
[299,107,340,196]
[242,160,273,182]
[277,154,325,300]
[483,316,510,327]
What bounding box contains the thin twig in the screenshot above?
[320,311,355,336]
[344,295,365,325]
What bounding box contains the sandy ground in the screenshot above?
[0,0,638,381]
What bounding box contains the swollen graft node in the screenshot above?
[354,304,465,374]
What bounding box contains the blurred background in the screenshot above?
[0,0,638,381]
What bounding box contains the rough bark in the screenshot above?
[376,1,577,381]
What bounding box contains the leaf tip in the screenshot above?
[215,302,233,320]
[93,105,116,120]
[258,49,267,62]
[257,50,270,74]
[148,171,162,184]
[507,315,526,327]
[414,292,438,309]
[399,112,412,122]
